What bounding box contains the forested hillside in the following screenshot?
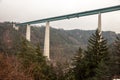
[0,22,120,80]
[0,22,119,62]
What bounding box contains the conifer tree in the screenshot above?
[72,47,84,80]
[18,38,36,69]
[18,40,57,80]
[18,39,45,79]
[33,44,57,80]
[32,44,46,80]
[114,36,120,75]
[72,29,110,80]
[84,29,110,80]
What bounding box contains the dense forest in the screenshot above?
[0,22,120,80]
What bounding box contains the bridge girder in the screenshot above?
[17,5,120,26]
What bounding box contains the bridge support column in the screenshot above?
[44,22,50,60]
[98,12,101,33]
[98,13,102,42]
[26,24,31,41]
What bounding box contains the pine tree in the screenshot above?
[33,44,57,80]
[32,44,47,80]
[85,29,110,80]
[18,38,36,69]
[72,47,86,80]
[72,29,110,80]
[114,36,120,75]
[18,39,43,79]
[18,40,56,80]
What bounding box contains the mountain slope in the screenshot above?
[0,22,118,61]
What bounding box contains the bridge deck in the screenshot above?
[17,5,120,26]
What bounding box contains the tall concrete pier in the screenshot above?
[98,13,101,33]
[43,22,50,60]
[26,24,31,41]
[98,13,102,42]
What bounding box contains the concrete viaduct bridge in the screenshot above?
[13,5,120,60]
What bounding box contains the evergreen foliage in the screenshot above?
[85,29,110,79]
[114,36,120,75]
[0,22,118,62]
[72,29,110,80]
[0,22,119,80]
[18,38,36,69]
[17,39,56,80]
[72,47,84,80]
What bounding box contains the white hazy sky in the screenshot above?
[0,0,120,33]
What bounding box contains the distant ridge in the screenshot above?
[0,22,119,62]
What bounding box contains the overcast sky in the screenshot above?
[0,0,120,33]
